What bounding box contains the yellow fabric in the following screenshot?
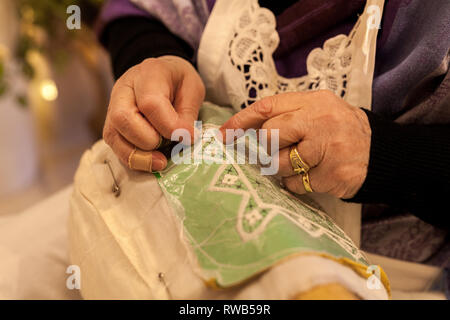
[205,251,391,298]
[333,256,391,298]
[295,283,360,300]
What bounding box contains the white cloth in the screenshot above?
[69,140,388,299]
[0,183,440,299]
[0,182,440,299]
[0,186,81,299]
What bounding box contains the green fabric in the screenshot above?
[157,102,368,287]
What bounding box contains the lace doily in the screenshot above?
[228,0,357,109]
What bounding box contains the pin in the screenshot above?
[104,159,121,197]
[158,272,172,298]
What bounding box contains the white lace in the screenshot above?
[198,0,383,114]
[228,0,357,109]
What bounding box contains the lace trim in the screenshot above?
[228,0,358,109]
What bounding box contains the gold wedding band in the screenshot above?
[301,171,313,193]
[128,147,153,172]
[289,145,313,193]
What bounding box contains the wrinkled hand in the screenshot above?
[103,55,205,171]
[220,90,371,199]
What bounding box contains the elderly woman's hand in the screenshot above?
[220,90,371,199]
[103,55,205,171]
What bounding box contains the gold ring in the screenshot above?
[128,147,153,172]
[301,170,313,193]
[289,145,313,193]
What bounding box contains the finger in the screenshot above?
[103,125,167,171]
[138,94,196,144]
[261,109,310,151]
[133,64,196,143]
[109,82,161,150]
[173,72,205,125]
[282,168,318,195]
[276,140,324,177]
[128,148,168,172]
[219,92,308,141]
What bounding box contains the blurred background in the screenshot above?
[0,0,112,215]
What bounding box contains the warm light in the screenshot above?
[40,79,58,101]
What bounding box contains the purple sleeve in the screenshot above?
[95,0,152,35]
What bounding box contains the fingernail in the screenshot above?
[153,158,167,171]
